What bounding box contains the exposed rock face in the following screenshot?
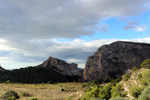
[42,57,81,76]
[83,41,150,81]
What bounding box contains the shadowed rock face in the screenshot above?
[42,57,81,76]
[83,41,150,81]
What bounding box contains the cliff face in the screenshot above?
[83,41,150,81]
[42,57,81,76]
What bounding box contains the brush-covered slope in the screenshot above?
[81,59,150,100]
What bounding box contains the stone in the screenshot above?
[42,56,81,76]
[83,41,150,81]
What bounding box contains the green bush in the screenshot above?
[84,88,92,93]
[129,85,143,99]
[141,59,150,68]
[138,69,150,86]
[139,86,150,100]
[6,96,16,100]
[81,85,100,100]
[122,74,130,81]
[122,91,128,97]
[29,97,38,100]
[111,83,124,98]
[110,78,121,85]
[132,66,138,71]
[1,90,20,100]
[109,96,129,100]
[82,82,91,88]
[21,91,32,97]
[137,73,142,79]
[98,83,112,99]
[5,80,11,84]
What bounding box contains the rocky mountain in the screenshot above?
[0,65,5,71]
[41,56,82,77]
[0,57,82,83]
[83,41,150,81]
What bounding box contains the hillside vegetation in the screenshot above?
[0,66,79,83]
[81,59,150,100]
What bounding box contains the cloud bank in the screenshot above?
[1,38,150,69]
[0,0,150,69]
[0,0,149,39]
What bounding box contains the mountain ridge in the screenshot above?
[83,41,150,81]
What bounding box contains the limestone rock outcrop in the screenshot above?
[83,41,150,81]
[42,57,81,76]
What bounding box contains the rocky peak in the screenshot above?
[42,56,81,76]
[0,65,5,71]
[83,41,150,81]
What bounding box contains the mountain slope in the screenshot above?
[41,56,81,76]
[84,41,150,81]
[0,57,81,83]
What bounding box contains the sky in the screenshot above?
[0,0,150,69]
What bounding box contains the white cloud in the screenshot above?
[123,20,148,32]
[1,37,150,69]
[133,25,148,32]
[0,0,149,39]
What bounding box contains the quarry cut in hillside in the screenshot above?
[83,41,150,81]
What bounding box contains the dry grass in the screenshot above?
[0,82,85,100]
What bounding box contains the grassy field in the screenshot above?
[0,83,85,100]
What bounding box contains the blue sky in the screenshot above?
[0,0,150,69]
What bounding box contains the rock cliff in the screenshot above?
[42,56,82,76]
[83,41,150,81]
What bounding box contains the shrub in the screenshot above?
[139,86,150,100]
[82,82,91,88]
[129,85,143,99]
[21,91,32,97]
[29,97,38,100]
[6,96,16,100]
[111,83,124,98]
[47,81,54,84]
[138,69,150,86]
[137,73,142,79]
[122,91,128,97]
[1,90,20,100]
[141,59,150,68]
[132,66,138,71]
[84,88,92,93]
[109,78,121,85]
[98,83,112,99]
[139,80,148,86]
[122,74,130,81]
[109,96,129,100]
[5,80,11,84]
[81,85,100,100]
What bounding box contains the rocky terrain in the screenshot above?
[42,56,82,76]
[83,41,150,81]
